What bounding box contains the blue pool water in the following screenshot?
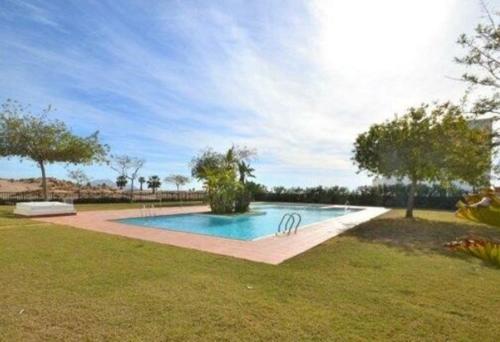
[118,203,359,241]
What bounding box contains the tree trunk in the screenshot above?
[39,160,48,201]
[130,179,134,201]
[405,180,417,218]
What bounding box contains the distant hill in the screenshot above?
[0,178,40,192]
[0,178,118,193]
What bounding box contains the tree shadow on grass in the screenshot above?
[343,216,500,261]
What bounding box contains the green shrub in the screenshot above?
[191,146,256,214]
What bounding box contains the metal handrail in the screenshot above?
[141,204,157,217]
[277,214,288,233]
[289,213,302,234]
[277,212,302,235]
[285,214,295,232]
[344,200,350,214]
[278,213,295,234]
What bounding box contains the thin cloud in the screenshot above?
[0,0,487,188]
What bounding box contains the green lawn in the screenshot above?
[1,205,499,340]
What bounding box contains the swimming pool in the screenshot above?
[118,203,360,241]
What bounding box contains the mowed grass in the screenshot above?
[1,205,500,341]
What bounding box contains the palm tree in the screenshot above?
[190,145,256,214]
[237,160,255,184]
[147,175,161,194]
[222,146,255,184]
[116,175,127,190]
[138,176,146,191]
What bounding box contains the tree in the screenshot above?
[191,148,225,180]
[116,175,127,190]
[455,1,499,176]
[164,174,190,191]
[108,155,145,197]
[237,160,255,184]
[246,181,267,197]
[67,169,90,197]
[191,146,256,213]
[191,145,256,181]
[455,1,500,116]
[0,100,107,200]
[138,176,146,191]
[67,169,90,188]
[203,166,241,213]
[353,103,491,218]
[147,175,161,194]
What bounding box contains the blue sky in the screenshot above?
[0,0,493,189]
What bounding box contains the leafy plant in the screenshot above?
[204,167,242,214]
[147,175,161,194]
[455,1,500,117]
[353,103,491,218]
[138,176,146,191]
[455,1,499,180]
[445,237,500,267]
[0,100,107,199]
[257,183,466,210]
[191,146,256,214]
[116,175,128,190]
[455,188,500,227]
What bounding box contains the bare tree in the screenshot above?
[164,174,190,191]
[67,168,90,198]
[108,155,145,198]
[67,169,90,188]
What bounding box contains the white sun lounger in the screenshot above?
[14,201,76,217]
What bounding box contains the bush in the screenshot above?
[445,237,500,267]
[234,187,252,213]
[255,184,466,210]
[191,146,256,214]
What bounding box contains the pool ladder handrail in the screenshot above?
[276,212,302,235]
[141,204,156,217]
[344,200,350,214]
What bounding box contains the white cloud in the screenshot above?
[171,0,481,178]
[0,0,490,188]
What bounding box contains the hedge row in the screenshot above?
[254,184,467,210]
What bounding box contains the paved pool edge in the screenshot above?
[34,204,389,265]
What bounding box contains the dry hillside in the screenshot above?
[0,178,118,193]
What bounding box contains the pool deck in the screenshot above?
[35,204,389,265]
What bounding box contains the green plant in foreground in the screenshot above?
[445,237,500,267]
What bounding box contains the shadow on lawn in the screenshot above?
[343,216,500,258]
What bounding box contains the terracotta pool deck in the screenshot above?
[36,204,389,265]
